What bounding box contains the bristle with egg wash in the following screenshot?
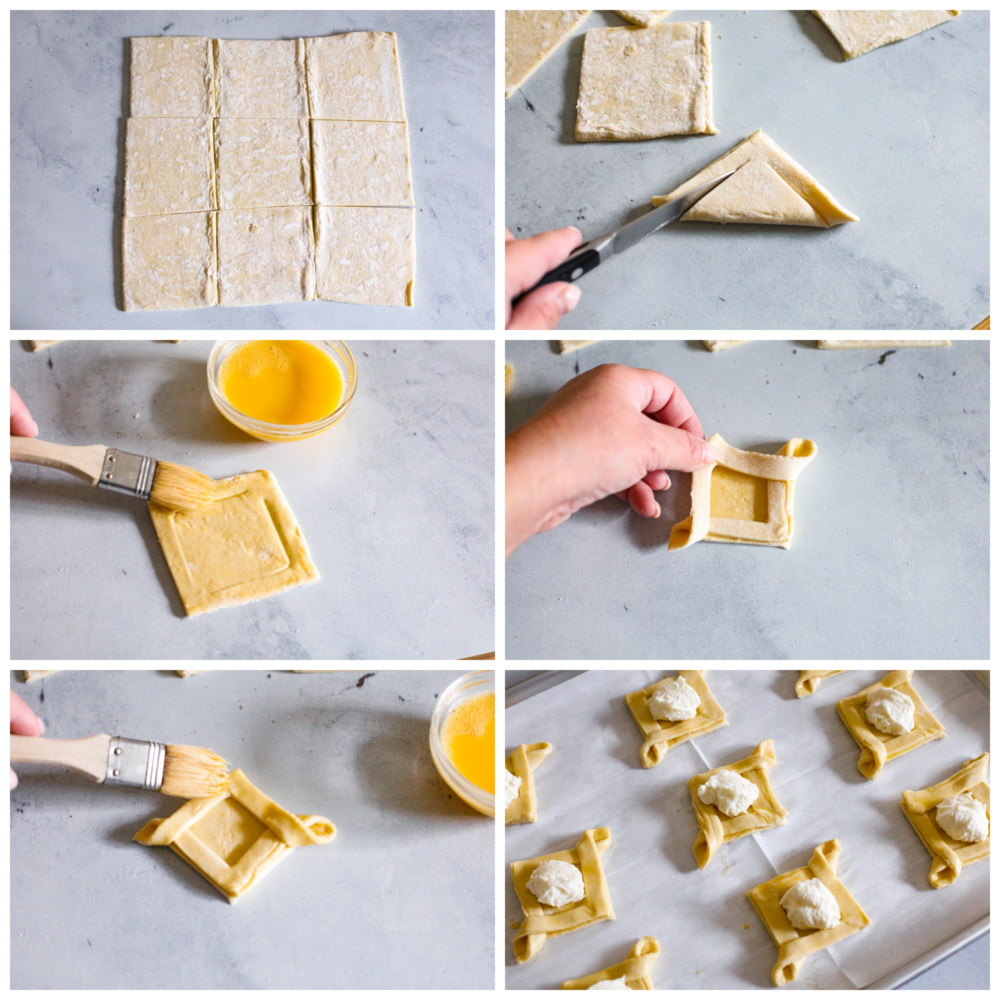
[162,744,231,798]
[150,461,216,512]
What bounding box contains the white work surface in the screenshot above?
[504,669,989,990]
[505,339,988,660]
[10,669,493,988]
[505,10,988,330]
[11,339,494,660]
[11,10,494,330]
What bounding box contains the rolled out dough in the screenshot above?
[813,10,960,60]
[505,10,591,99]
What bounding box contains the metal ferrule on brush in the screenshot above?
[98,449,156,500]
[105,737,165,790]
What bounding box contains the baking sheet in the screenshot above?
[504,669,989,989]
[505,10,989,329]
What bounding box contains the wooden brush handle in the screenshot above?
[10,734,112,781]
[9,437,107,485]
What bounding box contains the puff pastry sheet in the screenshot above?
[813,10,960,60]
[652,129,858,227]
[795,670,843,698]
[669,433,817,551]
[561,936,660,989]
[511,827,615,963]
[614,11,672,28]
[836,669,946,780]
[817,340,951,349]
[703,340,749,351]
[746,839,871,987]
[134,768,335,901]
[505,11,591,99]
[506,742,553,826]
[900,752,989,888]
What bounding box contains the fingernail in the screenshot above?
[702,441,717,466]
[558,285,582,314]
[653,502,661,518]
[29,419,39,437]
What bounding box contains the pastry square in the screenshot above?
[746,839,871,987]
[149,470,319,616]
[215,118,312,210]
[813,10,960,60]
[217,207,315,307]
[306,32,406,122]
[614,10,672,28]
[505,10,591,99]
[315,206,415,307]
[505,742,553,826]
[703,340,750,351]
[837,670,946,780]
[669,433,817,551]
[817,340,951,349]
[688,739,788,869]
[901,752,990,888]
[124,118,217,218]
[624,670,727,768]
[576,22,717,141]
[122,211,218,312]
[129,36,215,117]
[134,769,335,902]
[511,827,615,963]
[561,936,660,990]
[216,38,308,118]
[795,670,844,698]
[312,120,413,207]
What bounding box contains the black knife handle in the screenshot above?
[510,248,600,309]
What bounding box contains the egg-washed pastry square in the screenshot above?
[812,10,960,61]
[215,118,312,211]
[576,22,717,142]
[122,211,218,312]
[305,32,406,122]
[561,936,660,990]
[836,670,946,781]
[510,827,615,964]
[215,38,308,118]
[746,839,871,987]
[795,670,844,698]
[149,470,319,616]
[688,739,789,869]
[134,769,335,901]
[129,36,216,117]
[505,742,552,826]
[312,120,413,207]
[624,670,727,768]
[900,752,990,888]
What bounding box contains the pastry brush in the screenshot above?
[10,436,215,512]
[10,735,230,798]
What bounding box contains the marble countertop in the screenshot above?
[11,10,494,330]
[11,339,494,660]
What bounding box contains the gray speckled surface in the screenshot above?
[10,669,493,989]
[11,10,494,330]
[505,339,988,659]
[11,339,494,659]
[505,11,988,330]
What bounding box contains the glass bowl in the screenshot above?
[429,670,495,818]
[207,339,357,442]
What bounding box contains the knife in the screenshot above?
[512,170,736,307]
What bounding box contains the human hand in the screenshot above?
[506,364,715,557]
[10,387,38,475]
[505,227,583,330]
[11,690,44,790]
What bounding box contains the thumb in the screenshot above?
[507,282,581,331]
[645,424,716,474]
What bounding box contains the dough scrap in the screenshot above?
[614,10,672,28]
[669,433,817,551]
[505,742,553,826]
[130,37,215,117]
[312,120,413,207]
[505,11,591,99]
[652,129,858,227]
[818,340,951,349]
[134,768,335,902]
[306,32,406,122]
[795,670,844,698]
[216,38,308,118]
[813,10,960,60]
[561,936,660,990]
[576,22,716,141]
[28,341,62,350]
[703,340,750,351]
[23,670,61,681]
[149,470,319,616]
[557,339,600,353]
[215,118,312,211]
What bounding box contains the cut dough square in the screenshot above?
[216,38,308,118]
[561,936,660,990]
[215,118,312,210]
[688,740,788,869]
[614,11,672,28]
[900,752,990,888]
[669,433,817,551]
[795,670,844,698]
[315,206,414,307]
[817,340,951,349]
[149,470,319,616]
[652,129,858,227]
[505,742,553,826]
[746,839,871,987]
[624,670,727,768]
[837,670,946,780]
[510,827,614,963]
[122,211,218,312]
[130,36,215,117]
[305,32,406,122]
[576,22,717,141]
[813,10,960,60]
[124,118,217,218]
[217,207,315,307]
[134,769,335,901]
[703,340,749,351]
[312,120,413,207]
[505,10,591,99]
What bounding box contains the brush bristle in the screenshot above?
[162,744,230,798]
[150,461,216,512]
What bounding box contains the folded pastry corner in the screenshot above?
[795,670,844,698]
[561,935,661,989]
[506,741,553,825]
